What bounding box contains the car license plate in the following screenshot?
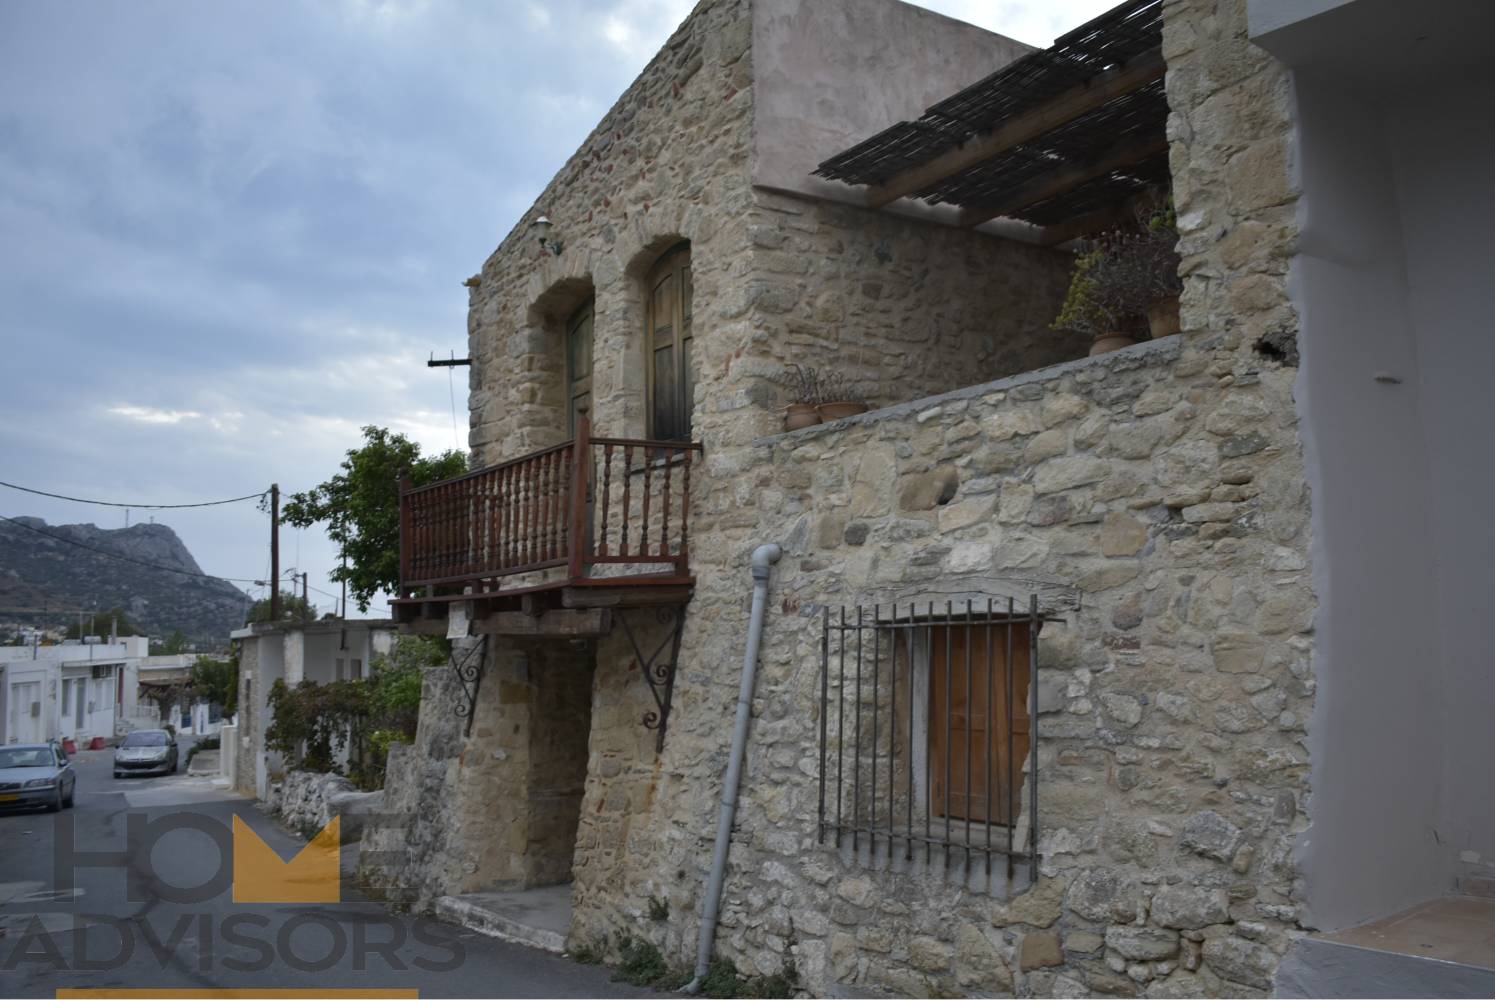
[0,794,19,803]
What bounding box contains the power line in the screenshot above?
[0,514,259,586]
[0,480,266,509]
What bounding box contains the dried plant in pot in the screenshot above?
[776,363,823,431]
[1134,204,1183,339]
[1052,207,1182,355]
[1052,242,1138,355]
[815,371,870,422]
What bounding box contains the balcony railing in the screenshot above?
[398,417,701,596]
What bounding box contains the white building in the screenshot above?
[230,619,396,799]
[0,635,148,746]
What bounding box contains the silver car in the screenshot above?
[113,728,179,778]
[0,742,76,812]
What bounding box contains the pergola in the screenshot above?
[814,0,1166,244]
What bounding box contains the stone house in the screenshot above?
[363,0,1495,995]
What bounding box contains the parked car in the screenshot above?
[0,742,76,812]
[113,729,179,778]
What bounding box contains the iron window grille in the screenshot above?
[818,596,1046,883]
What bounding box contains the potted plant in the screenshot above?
[777,363,823,431]
[1052,198,1183,354]
[1134,203,1183,339]
[1052,241,1138,355]
[815,371,870,421]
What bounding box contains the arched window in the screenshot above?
[566,299,594,435]
[645,244,694,441]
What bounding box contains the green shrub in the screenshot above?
[614,937,670,987]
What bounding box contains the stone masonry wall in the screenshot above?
[375,0,1313,996]
[560,1,1314,996]
[738,189,1079,412]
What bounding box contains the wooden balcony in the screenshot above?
[392,417,702,631]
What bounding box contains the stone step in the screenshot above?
[433,887,571,954]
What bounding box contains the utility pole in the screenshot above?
[270,484,281,621]
[301,571,308,609]
[340,554,347,619]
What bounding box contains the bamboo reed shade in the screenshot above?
[814,0,1167,226]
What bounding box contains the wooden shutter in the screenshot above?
[645,244,693,441]
[929,621,1031,825]
[566,301,594,435]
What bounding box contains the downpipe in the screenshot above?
[684,542,781,994]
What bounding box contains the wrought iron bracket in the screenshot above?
[449,635,489,738]
[618,606,685,753]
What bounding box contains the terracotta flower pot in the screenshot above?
[784,404,821,431]
[1089,332,1138,356]
[817,401,869,421]
[1146,297,1181,339]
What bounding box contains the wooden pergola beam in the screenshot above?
[864,49,1166,209]
[958,133,1168,229]
[1034,191,1154,246]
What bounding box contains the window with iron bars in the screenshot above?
[817,596,1045,884]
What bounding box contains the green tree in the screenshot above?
[246,590,316,624]
[64,608,145,640]
[152,629,189,655]
[190,653,239,716]
[280,426,466,612]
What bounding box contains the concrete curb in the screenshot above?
[434,894,567,954]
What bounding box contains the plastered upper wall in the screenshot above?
[750,0,1032,207]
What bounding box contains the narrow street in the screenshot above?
[0,743,650,998]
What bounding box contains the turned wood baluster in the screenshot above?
[549,450,561,561]
[498,465,509,569]
[522,455,534,566]
[660,448,673,559]
[538,452,551,562]
[567,417,591,580]
[599,443,613,557]
[621,445,633,556]
[679,448,692,572]
[640,448,653,558]
[467,476,479,578]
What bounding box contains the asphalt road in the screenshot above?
[0,740,653,998]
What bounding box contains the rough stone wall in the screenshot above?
[740,190,1078,411]
[562,1,1314,997]
[465,0,755,460]
[525,643,594,887]
[378,0,1315,995]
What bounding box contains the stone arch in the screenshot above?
[520,272,595,450]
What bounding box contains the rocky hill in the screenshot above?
[0,517,250,643]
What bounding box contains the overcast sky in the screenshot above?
[0,0,1115,621]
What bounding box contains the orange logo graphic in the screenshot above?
[231,815,341,903]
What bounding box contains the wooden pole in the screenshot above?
[567,413,591,582]
[269,483,281,621]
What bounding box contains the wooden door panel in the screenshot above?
[930,622,1031,825]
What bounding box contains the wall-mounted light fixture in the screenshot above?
[532,215,564,256]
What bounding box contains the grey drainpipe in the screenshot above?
[684,542,782,994]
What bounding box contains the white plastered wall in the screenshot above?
[1290,64,1495,929]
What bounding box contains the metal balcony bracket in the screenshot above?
[618,606,685,753]
[450,635,490,738]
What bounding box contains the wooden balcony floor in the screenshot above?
[391,573,693,635]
